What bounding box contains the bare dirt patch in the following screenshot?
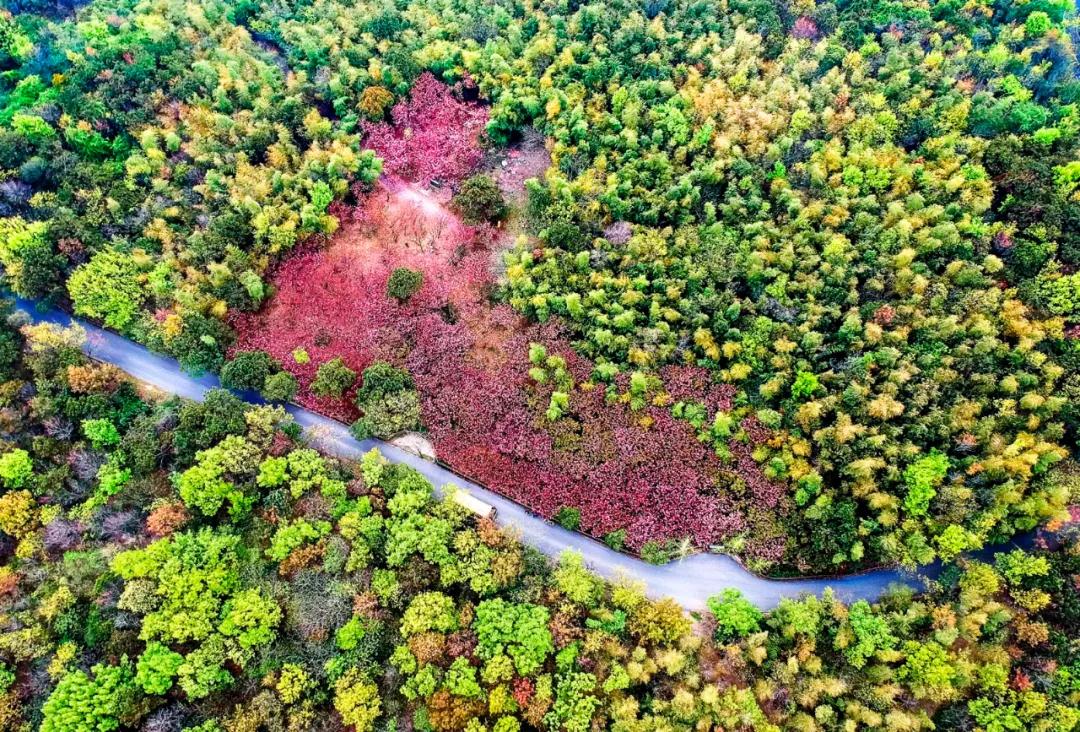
[483,127,551,204]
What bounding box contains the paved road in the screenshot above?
[13,298,1043,610]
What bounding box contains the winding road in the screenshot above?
[13,298,1048,610]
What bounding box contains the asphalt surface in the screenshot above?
[14,297,1040,610]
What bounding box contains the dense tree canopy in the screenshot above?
[0,305,1076,731]
[0,0,1077,575]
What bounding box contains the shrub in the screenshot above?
[357,362,414,400]
[353,362,422,438]
[639,541,673,565]
[135,642,184,695]
[706,589,762,643]
[41,662,137,732]
[82,418,121,449]
[311,358,356,398]
[261,371,298,402]
[0,448,32,488]
[387,267,424,303]
[452,175,509,225]
[602,530,627,551]
[221,351,277,392]
[554,507,581,531]
[334,669,382,732]
[351,390,422,440]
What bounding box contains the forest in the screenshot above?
[1,0,1080,727]
[0,0,1078,576]
[0,301,1076,731]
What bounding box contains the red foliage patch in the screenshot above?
[362,72,489,186]
[233,78,786,557]
[232,179,758,552]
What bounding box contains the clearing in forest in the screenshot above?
[232,77,781,563]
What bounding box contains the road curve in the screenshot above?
[13,298,1039,610]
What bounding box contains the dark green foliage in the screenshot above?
[172,389,248,464]
[163,312,235,376]
[602,529,627,551]
[311,358,356,398]
[352,362,421,439]
[0,299,24,381]
[261,370,299,402]
[639,540,676,565]
[386,267,423,303]
[356,362,414,400]
[220,350,277,392]
[452,175,509,225]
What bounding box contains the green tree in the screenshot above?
[842,600,898,669]
[401,591,459,636]
[356,362,414,399]
[0,217,62,298]
[173,389,248,463]
[707,589,763,643]
[0,448,32,488]
[387,267,424,303]
[554,551,602,606]
[67,249,147,331]
[41,662,137,732]
[352,362,421,438]
[220,350,277,392]
[545,671,600,732]
[898,640,963,701]
[135,642,184,695]
[82,418,121,449]
[261,371,298,402]
[474,599,554,675]
[452,174,509,225]
[903,451,950,517]
[311,358,356,397]
[218,588,282,650]
[174,435,261,518]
